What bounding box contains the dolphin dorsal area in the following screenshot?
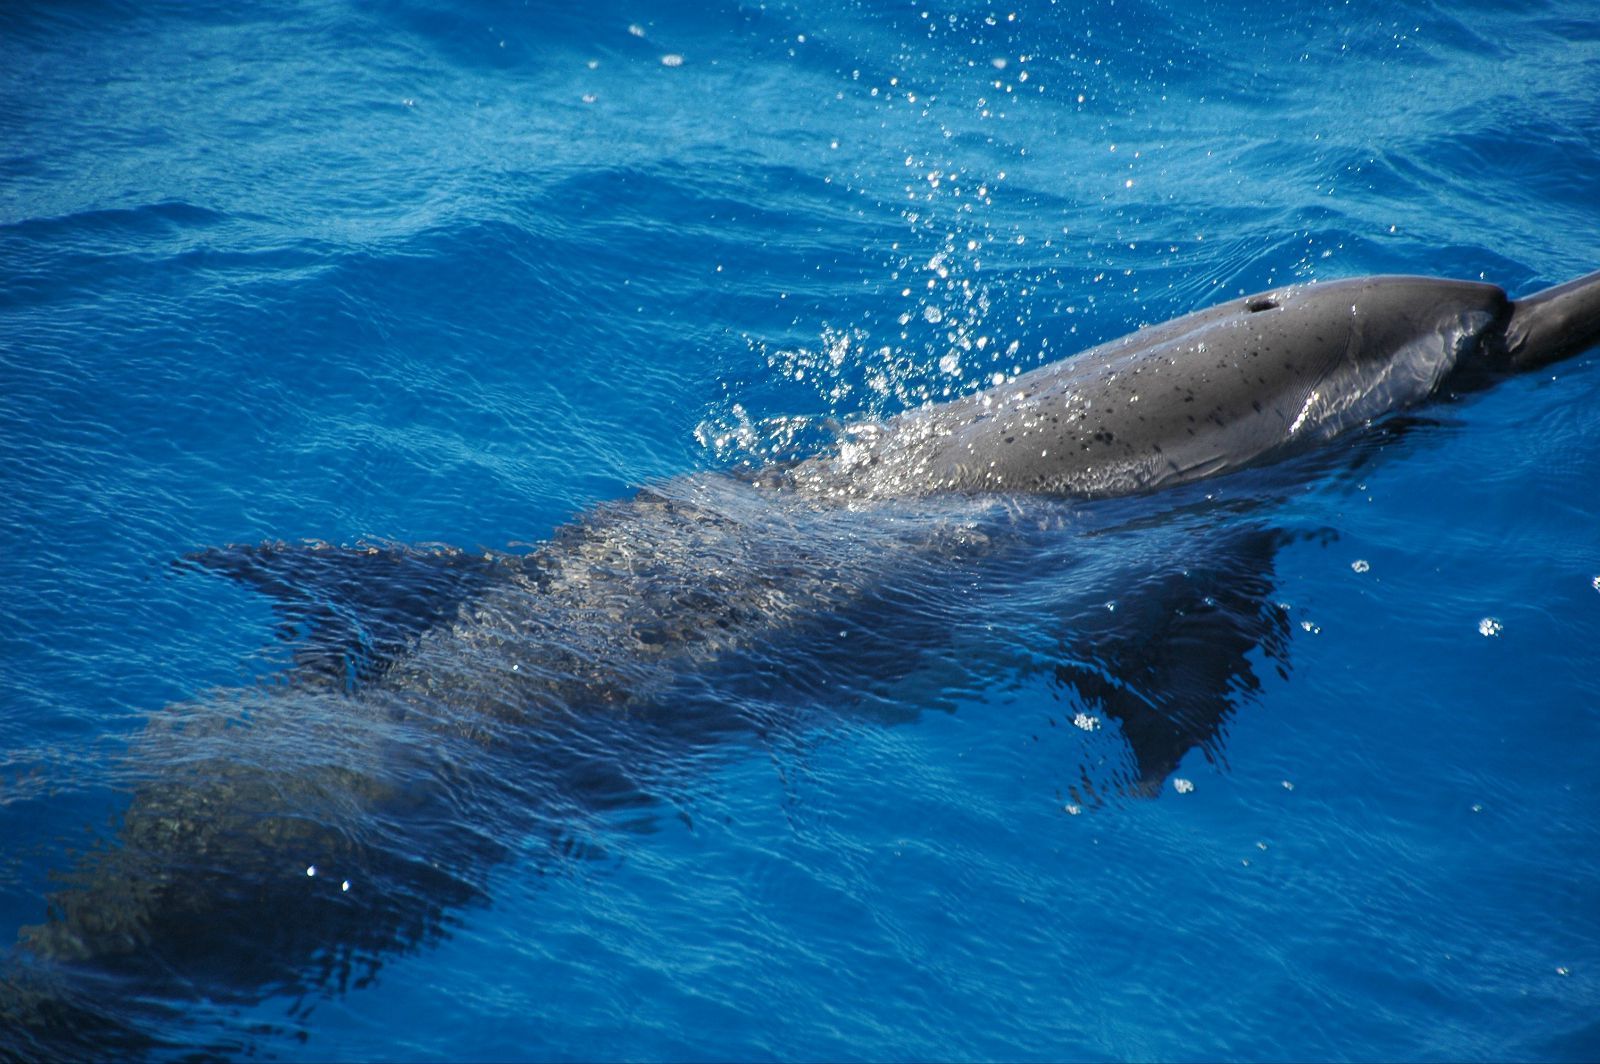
[780,272,1600,501]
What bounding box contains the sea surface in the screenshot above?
[3,0,1599,1059]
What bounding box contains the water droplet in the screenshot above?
[1478,617,1502,637]
[1351,559,1370,573]
[1173,778,1195,794]
[305,865,317,878]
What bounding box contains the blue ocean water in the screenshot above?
[3,0,1599,1059]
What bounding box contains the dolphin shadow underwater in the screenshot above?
[4,268,1598,1057]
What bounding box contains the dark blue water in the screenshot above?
[3,1,1599,1059]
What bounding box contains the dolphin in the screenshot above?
[4,267,1597,1056]
[781,269,1600,500]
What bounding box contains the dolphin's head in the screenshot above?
[1495,268,1600,373]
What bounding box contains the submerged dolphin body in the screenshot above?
[5,268,1598,1055]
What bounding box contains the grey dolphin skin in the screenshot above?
[784,269,1600,500]
[3,267,1598,1057]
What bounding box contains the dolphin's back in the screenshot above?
[799,276,1509,499]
